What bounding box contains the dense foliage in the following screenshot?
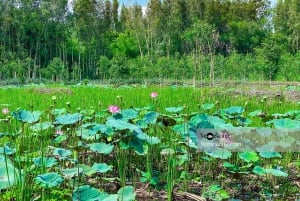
[0,0,300,83]
[0,85,299,200]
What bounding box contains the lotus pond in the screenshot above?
[0,84,300,201]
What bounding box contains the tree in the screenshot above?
[255,33,288,80]
[184,20,218,86]
[112,0,119,30]
[110,32,139,58]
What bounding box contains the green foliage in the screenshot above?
[41,57,66,81]
[34,172,63,188]
[3,0,299,82]
[118,186,136,201]
[0,159,20,190]
[12,110,41,124]
[0,86,299,200]
[72,185,118,201]
[111,33,139,58]
[88,142,114,155]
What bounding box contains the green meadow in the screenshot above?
[0,84,300,201]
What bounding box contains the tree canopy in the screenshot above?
[0,0,299,83]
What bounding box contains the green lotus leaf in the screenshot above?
[54,113,82,125]
[88,142,114,155]
[136,119,148,128]
[33,157,57,168]
[165,106,184,113]
[207,116,226,127]
[62,168,83,178]
[265,168,288,177]
[206,149,232,159]
[106,119,140,131]
[0,155,4,162]
[12,110,41,123]
[135,132,161,145]
[253,166,266,176]
[120,109,138,121]
[31,122,53,132]
[0,144,16,155]
[90,124,113,136]
[144,111,159,124]
[72,185,117,201]
[78,164,96,177]
[237,117,251,126]
[189,114,208,126]
[34,172,63,188]
[103,195,118,201]
[92,163,112,174]
[285,110,300,117]
[118,186,136,201]
[224,106,244,115]
[128,137,147,155]
[172,123,189,135]
[238,152,259,163]
[259,151,281,159]
[0,161,19,189]
[223,162,239,172]
[145,136,160,145]
[197,120,215,129]
[266,118,300,129]
[53,148,72,160]
[53,134,67,144]
[77,128,101,141]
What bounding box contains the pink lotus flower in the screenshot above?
[108,105,120,114]
[2,108,9,115]
[150,92,158,99]
[56,130,63,135]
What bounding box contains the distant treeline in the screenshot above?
[0,0,299,83]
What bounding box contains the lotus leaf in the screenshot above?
[33,157,57,168]
[0,144,16,155]
[119,109,138,121]
[265,168,288,177]
[34,172,63,188]
[31,122,52,131]
[206,149,232,159]
[62,168,83,178]
[12,110,41,123]
[259,151,281,159]
[54,113,82,125]
[165,106,184,113]
[238,152,259,163]
[0,161,19,189]
[224,106,244,115]
[53,148,72,160]
[118,186,136,201]
[72,185,117,201]
[92,163,112,173]
[253,166,266,176]
[88,142,114,155]
[267,118,300,129]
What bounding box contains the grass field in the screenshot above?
[0,83,299,201]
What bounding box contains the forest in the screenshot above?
[0,0,300,84]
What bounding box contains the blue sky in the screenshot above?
[118,0,148,6]
[118,0,277,7]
